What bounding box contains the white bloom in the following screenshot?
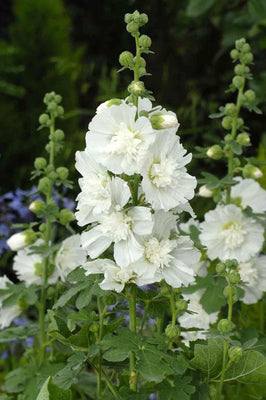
[83,259,153,292]
[132,211,201,288]
[13,240,59,287]
[199,204,264,262]
[179,290,219,344]
[140,131,196,211]
[0,276,21,329]
[55,235,87,282]
[174,201,196,218]
[75,150,112,225]
[81,178,153,267]
[86,102,155,175]
[199,185,213,198]
[7,232,29,251]
[238,256,266,304]
[231,177,266,213]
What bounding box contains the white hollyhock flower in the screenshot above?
[131,211,201,288]
[0,276,21,329]
[238,255,266,304]
[140,131,196,211]
[179,290,219,344]
[86,102,155,175]
[198,185,213,198]
[55,235,87,282]
[7,231,35,251]
[75,150,113,225]
[231,177,266,213]
[13,240,59,287]
[81,178,153,267]
[83,259,154,292]
[199,204,264,262]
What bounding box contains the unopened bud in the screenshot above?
[242,43,250,53]
[224,103,237,116]
[139,34,152,48]
[39,113,50,125]
[229,346,242,362]
[126,21,139,34]
[89,322,99,333]
[222,116,233,130]
[165,324,181,341]
[216,262,226,274]
[207,145,224,160]
[236,133,250,146]
[52,129,64,141]
[234,64,245,75]
[175,299,188,312]
[150,113,179,130]
[59,209,75,225]
[38,177,51,195]
[217,319,234,333]
[244,89,256,103]
[119,51,134,67]
[228,271,241,284]
[235,38,246,50]
[56,167,69,180]
[139,13,148,26]
[34,157,47,169]
[128,80,145,96]
[243,164,263,179]
[29,199,45,214]
[54,94,62,104]
[199,185,213,198]
[230,49,239,60]
[242,52,253,64]
[7,230,37,251]
[233,76,244,89]
[225,259,238,269]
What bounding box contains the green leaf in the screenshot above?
[0,324,38,343]
[187,0,217,17]
[36,377,72,400]
[224,350,266,384]
[53,353,86,389]
[157,375,195,400]
[5,365,36,393]
[53,281,89,308]
[190,338,224,379]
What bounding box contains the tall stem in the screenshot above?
[97,297,104,398]
[128,285,137,391]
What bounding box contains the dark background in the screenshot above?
[0,0,265,194]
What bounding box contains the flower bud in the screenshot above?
[57,106,64,116]
[138,67,147,77]
[199,185,213,198]
[56,167,69,180]
[244,89,255,103]
[7,230,37,251]
[39,113,50,125]
[222,116,233,130]
[59,209,75,225]
[52,129,64,141]
[236,117,244,129]
[132,10,140,22]
[224,103,237,116]
[139,34,152,48]
[150,113,179,130]
[89,322,99,333]
[54,94,62,104]
[39,223,46,232]
[234,64,245,75]
[224,134,233,142]
[128,80,145,96]
[243,164,263,179]
[47,101,57,111]
[139,13,148,26]
[134,56,146,67]
[235,38,246,50]
[119,51,134,67]
[216,262,226,274]
[126,21,139,34]
[104,294,117,306]
[124,13,133,23]
[236,132,250,146]
[34,157,47,169]
[242,43,250,53]
[217,319,234,333]
[232,76,244,89]
[242,52,253,64]
[175,299,188,312]
[165,324,181,341]
[38,177,51,194]
[228,346,242,362]
[29,199,46,214]
[207,145,224,160]
[225,259,238,269]
[228,271,241,284]
[230,49,239,60]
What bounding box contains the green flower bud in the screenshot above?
[243,164,263,179]
[242,43,250,53]
[207,144,224,160]
[236,117,244,129]
[124,13,133,24]
[232,158,241,169]
[225,259,238,269]
[216,262,226,274]
[34,157,47,169]
[54,94,62,104]
[232,76,244,89]
[234,64,245,75]
[59,209,75,225]
[38,177,51,194]
[48,171,58,180]
[39,223,46,232]
[165,324,181,341]
[175,299,188,312]
[128,80,145,96]
[230,49,239,60]
[236,132,250,146]
[39,113,50,125]
[52,129,64,141]
[47,101,57,111]
[139,34,152,48]
[104,294,116,306]
[242,52,253,64]
[222,116,233,130]
[119,51,134,67]
[224,134,233,142]
[138,67,147,77]
[89,322,99,333]
[47,286,57,298]
[150,113,179,130]
[29,199,46,214]
[57,106,64,116]
[224,103,237,116]
[133,56,146,67]
[107,98,122,107]
[235,38,246,50]
[217,319,234,333]
[228,346,242,362]
[132,10,140,22]
[244,89,256,103]
[228,271,241,284]
[244,66,250,73]
[56,167,69,180]
[139,13,148,26]
[126,21,139,34]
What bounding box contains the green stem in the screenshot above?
[97,297,104,398]
[101,368,120,399]
[140,302,149,333]
[128,285,137,391]
[259,299,265,335]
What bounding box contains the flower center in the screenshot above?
[101,211,133,242]
[149,157,177,188]
[238,262,258,286]
[221,221,246,250]
[115,268,134,284]
[84,174,110,202]
[145,237,176,268]
[109,122,142,162]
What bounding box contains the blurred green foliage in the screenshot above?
[0,0,265,197]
